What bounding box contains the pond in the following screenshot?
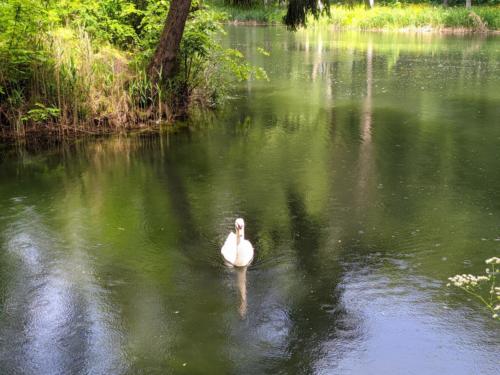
[1,27,499,374]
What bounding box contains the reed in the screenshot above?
[0,27,154,138]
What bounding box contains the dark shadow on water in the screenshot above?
[259,191,362,374]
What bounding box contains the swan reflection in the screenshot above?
[236,266,248,318]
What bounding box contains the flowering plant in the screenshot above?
[447,257,499,321]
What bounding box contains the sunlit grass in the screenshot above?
[212,3,500,31]
[321,5,500,31]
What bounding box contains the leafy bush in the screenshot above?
[134,2,267,119]
[21,103,61,124]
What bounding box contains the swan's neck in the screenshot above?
[236,228,244,246]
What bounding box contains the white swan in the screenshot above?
[221,218,254,267]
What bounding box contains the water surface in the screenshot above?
[1,28,499,374]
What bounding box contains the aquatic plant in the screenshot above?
[447,257,500,321]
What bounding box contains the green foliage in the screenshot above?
[212,3,286,23]
[332,4,500,30]
[137,2,267,115]
[45,0,146,47]
[213,2,500,30]
[178,7,267,106]
[21,103,61,124]
[0,0,266,134]
[257,47,271,56]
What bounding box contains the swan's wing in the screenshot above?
[221,232,237,264]
[244,239,254,251]
[234,240,254,267]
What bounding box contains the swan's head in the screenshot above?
[235,218,245,231]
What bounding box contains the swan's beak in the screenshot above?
[235,218,245,231]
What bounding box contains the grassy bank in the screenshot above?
[326,4,500,31]
[213,3,500,31]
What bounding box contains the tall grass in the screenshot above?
[0,27,166,138]
[48,29,133,130]
[323,5,500,31]
[212,3,500,31]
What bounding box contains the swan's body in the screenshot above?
[221,233,254,266]
[221,218,254,267]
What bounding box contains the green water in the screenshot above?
[0,28,499,374]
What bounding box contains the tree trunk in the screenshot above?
[148,0,192,82]
[443,0,448,6]
[369,0,374,8]
[466,0,471,9]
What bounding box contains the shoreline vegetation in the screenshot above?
[0,0,266,141]
[216,4,500,32]
[1,1,499,141]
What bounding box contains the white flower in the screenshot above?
[449,257,500,321]
[485,257,500,264]
[448,273,490,288]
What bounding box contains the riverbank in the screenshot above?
[214,4,500,32]
[0,1,265,140]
